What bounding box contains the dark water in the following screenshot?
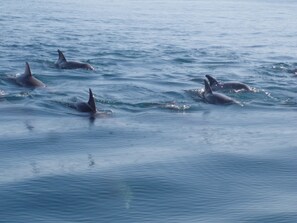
[1,0,297,222]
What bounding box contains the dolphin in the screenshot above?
[16,62,46,88]
[202,79,237,105]
[55,49,94,70]
[205,74,252,91]
[76,88,97,113]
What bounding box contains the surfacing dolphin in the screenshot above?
[205,74,252,91]
[55,49,95,70]
[16,62,46,88]
[202,79,237,105]
[76,88,97,113]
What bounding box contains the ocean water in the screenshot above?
[1,0,297,222]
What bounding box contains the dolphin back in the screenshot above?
[16,62,45,88]
[24,62,32,77]
[59,61,94,70]
[57,49,67,64]
[56,50,94,70]
[204,79,213,94]
[206,74,251,91]
[223,82,252,91]
[76,89,97,113]
[203,79,238,105]
[88,88,96,112]
[205,75,218,87]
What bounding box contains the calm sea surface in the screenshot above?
[1,0,297,222]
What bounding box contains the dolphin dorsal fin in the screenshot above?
[57,49,67,63]
[88,88,96,112]
[205,75,218,86]
[24,62,32,77]
[204,79,213,94]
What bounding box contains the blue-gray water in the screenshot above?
[1,0,297,222]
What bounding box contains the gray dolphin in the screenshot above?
[205,74,251,91]
[16,62,46,88]
[202,79,237,105]
[76,88,97,113]
[56,49,95,70]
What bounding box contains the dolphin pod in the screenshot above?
[10,51,98,115]
[5,49,255,118]
[55,49,95,70]
[205,74,252,92]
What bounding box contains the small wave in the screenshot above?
[172,57,196,64]
[161,102,191,112]
[0,90,5,96]
[260,62,297,77]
